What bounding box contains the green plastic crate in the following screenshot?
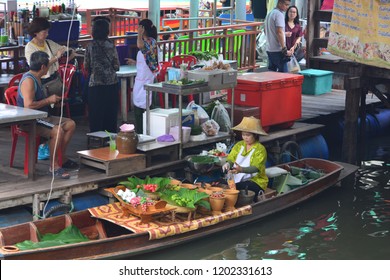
[299,69,334,95]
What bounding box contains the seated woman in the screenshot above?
[222,116,268,202]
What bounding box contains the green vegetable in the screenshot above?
[160,188,210,210]
[189,50,219,61]
[190,155,217,164]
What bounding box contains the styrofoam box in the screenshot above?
[298,69,334,95]
[187,69,223,87]
[142,108,194,137]
[222,69,238,84]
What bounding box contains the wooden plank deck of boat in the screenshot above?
[0,88,380,213]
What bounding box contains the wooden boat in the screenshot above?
[0,158,349,260]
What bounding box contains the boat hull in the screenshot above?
[0,158,344,260]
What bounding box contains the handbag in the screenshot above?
[44,40,66,96]
[294,43,305,62]
[42,74,65,96]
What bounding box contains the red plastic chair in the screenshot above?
[4,86,63,174]
[4,86,41,175]
[157,61,172,108]
[58,64,77,118]
[170,55,197,106]
[7,72,24,88]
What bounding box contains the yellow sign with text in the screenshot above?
[328,0,390,69]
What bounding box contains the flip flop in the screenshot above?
[62,159,79,170]
[49,167,70,179]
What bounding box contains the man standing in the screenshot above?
[264,0,292,72]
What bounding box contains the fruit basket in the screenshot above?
[105,186,175,224]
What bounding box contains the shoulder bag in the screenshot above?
[43,40,66,96]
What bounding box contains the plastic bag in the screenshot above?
[210,100,231,132]
[186,101,209,121]
[287,55,301,74]
[256,31,268,63]
[201,119,220,136]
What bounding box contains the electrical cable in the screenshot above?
[42,5,78,218]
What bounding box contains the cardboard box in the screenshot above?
[298,69,333,95]
[227,72,303,128]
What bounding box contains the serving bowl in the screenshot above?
[185,155,218,174]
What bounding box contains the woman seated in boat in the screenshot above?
[222,116,268,202]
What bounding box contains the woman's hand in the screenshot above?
[138,25,145,36]
[285,31,292,38]
[56,46,66,59]
[232,162,243,174]
[125,58,136,65]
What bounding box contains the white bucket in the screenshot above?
[169,126,191,143]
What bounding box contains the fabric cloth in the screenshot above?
[85,39,120,133]
[285,23,303,50]
[24,39,63,79]
[251,0,267,20]
[87,83,119,133]
[88,202,252,240]
[227,140,268,191]
[140,37,159,73]
[265,7,286,52]
[84,39,120,87]
[17,72,48,112]
[133,50,156,110]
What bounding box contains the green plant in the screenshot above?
[189,50,218,61]
[160,188,210,210]
[118,176,171,196]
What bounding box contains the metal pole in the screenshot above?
[189,0,199,30]
[148,0,160,32]
[235,0,246,21]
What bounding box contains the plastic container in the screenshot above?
[187,69,223,87]
[142,108,194,137]
[169,126,191,143]
[298,69,334,95]
[227,72,303,128]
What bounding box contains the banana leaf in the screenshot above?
[160,188,210,210]
[118,176,171,193]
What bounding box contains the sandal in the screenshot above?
[49,167,70,179]
[62,159,79,170]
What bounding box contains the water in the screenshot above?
[132,137,390,260]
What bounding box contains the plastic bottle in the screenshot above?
[192,106,199,126]
[227,172,236,189]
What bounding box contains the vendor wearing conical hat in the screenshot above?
[222,116,268,201]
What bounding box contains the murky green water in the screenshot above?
[136,137,390,260]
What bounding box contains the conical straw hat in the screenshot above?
[232,116,268,136]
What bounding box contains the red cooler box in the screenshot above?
[227,72,303,129]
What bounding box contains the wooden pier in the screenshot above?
[0,88,381,220]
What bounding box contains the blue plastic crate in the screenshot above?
[299,69,333,95]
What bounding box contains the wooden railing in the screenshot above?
[79,20,262,71]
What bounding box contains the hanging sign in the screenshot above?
[328,0,390,70]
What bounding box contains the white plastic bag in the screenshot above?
[287,55,301,73]
[256,31,268,63]
[210,100,231,132]
[186,101,209,121]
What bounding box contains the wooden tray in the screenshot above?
[162,81,208,90]
[105,186,175,224]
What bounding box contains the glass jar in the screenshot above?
[115,130,139,154]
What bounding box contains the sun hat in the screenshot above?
[232,116,268,136]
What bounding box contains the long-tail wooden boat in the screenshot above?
[0,158,350,260]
